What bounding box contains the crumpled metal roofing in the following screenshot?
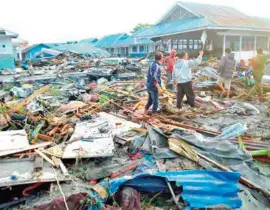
[52,43,110,57]
[95,32,153,48]
[179,1,270,30]
[109,170,242,209]
[95,33,127,48]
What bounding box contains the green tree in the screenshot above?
[131,23,152,33]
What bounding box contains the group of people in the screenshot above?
[144,47,268,118]
[144,49,203,117]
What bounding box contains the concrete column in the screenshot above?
[223,35,226,55]
[239,35,242,59]
[254,36,257,56]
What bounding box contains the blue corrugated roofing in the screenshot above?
[22,43,51,54]
[45,42,65,48]
[135,17,207,38]
[114,36,153,47]
[80,38,99,44]
[109,170,242,209]
[95,33,127,48]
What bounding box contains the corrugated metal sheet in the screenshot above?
[135,17,208,38]
[52,43,110,57]
[22,44,51,54]
[95,33,127,48]
[114,36,153,47]
[95,33,153,48]
[109,170,242,209]
[80,38,99,44]
[179,1,270,30]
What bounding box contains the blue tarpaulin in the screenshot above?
[88,170,242,209]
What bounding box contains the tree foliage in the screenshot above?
[131,23,153,33]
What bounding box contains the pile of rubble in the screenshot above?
[0,59,270,210]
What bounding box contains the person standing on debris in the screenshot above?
[247,48,269,100]
[144,51,163,117]
[164,49,177,86]
[173,51,203,109]
[217,47,236,99]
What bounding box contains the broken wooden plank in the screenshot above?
[37,134,54,142]
[52,156,61,167]
[59,160,69,177]
[168,138,199,162]
[12,85,50,112]
[35,149,55,167]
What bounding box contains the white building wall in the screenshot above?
[218,30,270,61]
[148,44,154,53]
[0,36,13,55]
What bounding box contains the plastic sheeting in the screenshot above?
[214,123,247,140]
[108,170,241,209]
[229,103,260,115]
[141,127,178,159]
[10,85,34,98]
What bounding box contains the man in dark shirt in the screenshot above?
[144,51,163,117]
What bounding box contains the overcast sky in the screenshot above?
[1,0,269,43]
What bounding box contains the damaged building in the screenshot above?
[0,27,18,70]
[134,1,270,60]
[95,33,154,57]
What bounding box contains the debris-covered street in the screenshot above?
[1,1,270,210]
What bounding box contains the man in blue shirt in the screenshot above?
[144,51,163,117]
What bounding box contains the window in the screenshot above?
[178,40,182,50]
[188,40,193,49]
[226,36,240,51]
[132,46,137,53]
[194,40,198,49]
[120,47,125,55]
[256,37,268,50]
[139,46,145,53]
[183,39,187,49]
[172,39,178,50]
[242,36,254,51]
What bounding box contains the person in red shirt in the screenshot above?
[164,49,177,87]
